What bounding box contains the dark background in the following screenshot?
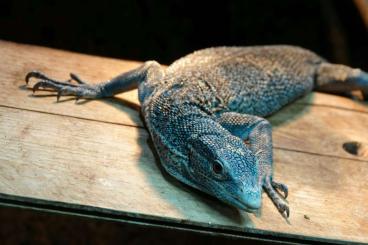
[0,0,367,69]
[0,0,367,244]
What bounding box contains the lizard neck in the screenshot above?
[145,101,229,186]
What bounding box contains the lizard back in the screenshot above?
[162,45,325,117]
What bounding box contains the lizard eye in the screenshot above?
[212,160,223,174]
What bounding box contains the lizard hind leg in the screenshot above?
[314,63,368,100]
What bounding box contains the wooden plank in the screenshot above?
[269,103,368,161]
[1,40,368,242]
[297,93,368,114]
[1,40,367,161]
[0,106,367,242]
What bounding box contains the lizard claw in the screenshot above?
[25,70,100,101]
[32,81,44,93]
[272,180,288,199]
[25,71,48,84]
[26,70,71,85]
[263,177,290,219]
[277,202,290,219]
[57,89,63,102]
[70,73,86,84]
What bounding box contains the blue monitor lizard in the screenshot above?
[25,45,368,219]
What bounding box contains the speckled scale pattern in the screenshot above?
[143,45,324,161]
[137,46,330,214]
[165,45,324,117]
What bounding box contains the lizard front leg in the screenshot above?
[25,61,163,101]
[217,112,289,218]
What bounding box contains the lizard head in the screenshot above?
[187,133,262,212]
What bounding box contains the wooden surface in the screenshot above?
[0,40,367,243]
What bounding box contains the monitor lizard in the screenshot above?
[25,45,368,219]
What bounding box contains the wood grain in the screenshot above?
[0,40,367,242]
[269,103,368,161]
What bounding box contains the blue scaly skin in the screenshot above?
[25,45,368,219]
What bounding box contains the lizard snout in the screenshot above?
[235,188,262,211]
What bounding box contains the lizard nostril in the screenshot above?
[342,141,368,158]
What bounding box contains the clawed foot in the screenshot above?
[25,71,102,101]
[263,177,289,219]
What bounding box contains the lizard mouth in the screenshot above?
[185,163,261,213]
[226,195,260,213]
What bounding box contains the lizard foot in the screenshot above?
[25,71,102,101]
[353,69,368,100]
[357,71,368,100]
[263,177,289,219]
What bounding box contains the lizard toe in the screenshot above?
[272,180,288,199]
[276,202,290,219]
[26,70,101,101]
[264,177,290,218]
